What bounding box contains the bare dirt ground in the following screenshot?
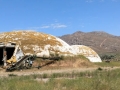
[0,59,120,77]
[0,66,120,77]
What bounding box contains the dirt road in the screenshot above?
[0,66,119,77]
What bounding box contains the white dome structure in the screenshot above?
[0,31,75,57]
[71,45,102,62]
[0,31,102,62]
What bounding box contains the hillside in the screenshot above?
[60,31,120,54]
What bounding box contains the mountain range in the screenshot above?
[60,31,120,54]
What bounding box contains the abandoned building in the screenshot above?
[0,42,24,66]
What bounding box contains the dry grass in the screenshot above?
[0,31,63,54]
[33,55,94,70]
[1,68,120,90]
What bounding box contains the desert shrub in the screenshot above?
[100,54,115,61]
[40,52,64,61]
[97,67,103,71]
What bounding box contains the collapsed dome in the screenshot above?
[0,42,24,65]
[71,45,102,62]
[0,31,75,57]
[0,42,16,65]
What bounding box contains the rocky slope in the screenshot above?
[60,31,120,54]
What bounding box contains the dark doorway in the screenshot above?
[0,47,15,65]
[6,47,15,60]
[0,47,3,65]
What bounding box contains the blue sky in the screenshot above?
[0,0,120,36]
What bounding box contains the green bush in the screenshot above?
[100,54,115,60]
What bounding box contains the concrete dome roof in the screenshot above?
[0,31,75,57]
[0,31,102,62]
[71,45,102,62]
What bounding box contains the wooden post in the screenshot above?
[3,50,7,67]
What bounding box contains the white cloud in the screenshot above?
[28,23,67,30]
[51,24,67,29]
[40,26,50,29]
[40,23,67,29]
[28,27,41,30]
